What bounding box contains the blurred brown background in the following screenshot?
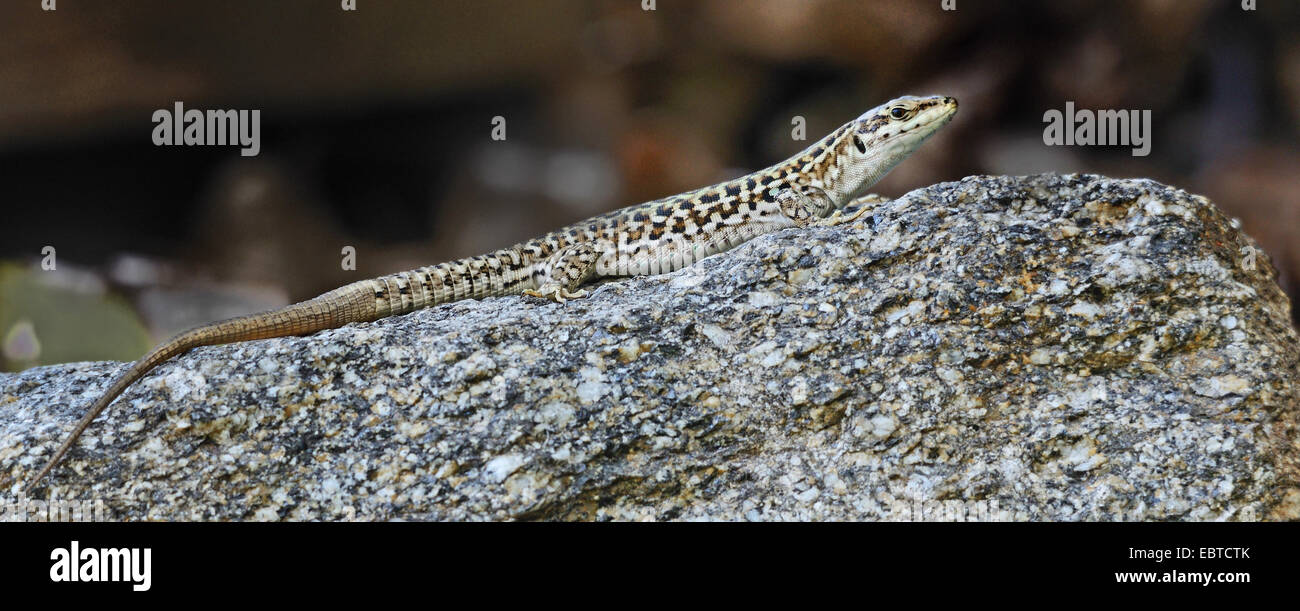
[1,0,1297,371]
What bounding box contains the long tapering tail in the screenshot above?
[22,246,540,494]
[22,280,380,494]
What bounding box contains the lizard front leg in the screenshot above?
[523,241,600,303]
[776,185,837,227]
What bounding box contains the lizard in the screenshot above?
[18,94,957,494]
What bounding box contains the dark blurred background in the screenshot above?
[1,0,1297,371]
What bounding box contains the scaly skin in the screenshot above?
[21,94,957,494]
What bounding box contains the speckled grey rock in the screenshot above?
[2,174,1298,521]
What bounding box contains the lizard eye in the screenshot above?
[853,134,867,154]
[889,106,908,120]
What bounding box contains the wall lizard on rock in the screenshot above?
[20,94,957,494]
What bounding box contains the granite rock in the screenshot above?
[2,174,1297,521]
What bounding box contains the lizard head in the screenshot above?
[822,94,958,201]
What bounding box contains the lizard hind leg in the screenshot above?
[523,242,601,303]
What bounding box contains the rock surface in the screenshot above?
[2,173,1298,521]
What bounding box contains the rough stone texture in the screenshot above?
[2,174,1298,521]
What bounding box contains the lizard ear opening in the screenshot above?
[853,134,867,154]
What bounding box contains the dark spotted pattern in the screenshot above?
[364,94,958,315]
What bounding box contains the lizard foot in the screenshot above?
[523,285,588,303]
[817,205,868,227]
[817,194,890,227]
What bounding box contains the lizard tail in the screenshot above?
[23,249,534,493]
[22,281,379,495]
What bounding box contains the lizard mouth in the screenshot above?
[901,101,958,135]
